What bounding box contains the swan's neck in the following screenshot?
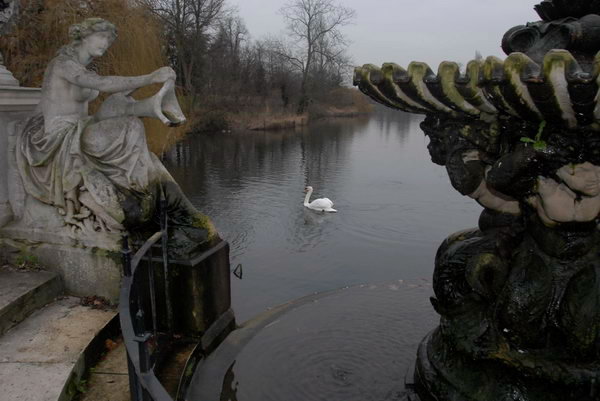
[304,188,313,206]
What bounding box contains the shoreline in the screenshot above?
[242,106,371,132]
[146,90,375,153]
[146,106,373,154]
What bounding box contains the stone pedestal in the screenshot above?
[0,210,122,302]
[0,240,122,301]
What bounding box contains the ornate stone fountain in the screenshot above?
[354,1,600,400]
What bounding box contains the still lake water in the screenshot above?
[164,106,481,323]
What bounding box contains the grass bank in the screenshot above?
[186,87,373,134]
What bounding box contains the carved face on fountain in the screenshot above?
[424,133,447,166]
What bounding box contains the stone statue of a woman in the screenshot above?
[15,18,215,253]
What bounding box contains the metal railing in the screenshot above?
[119,197,235,401]
[120,199,175,401]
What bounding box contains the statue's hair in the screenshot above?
[58,18,118,58]
[68,18,117,41]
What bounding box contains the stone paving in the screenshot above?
[79,341,129,401]
[0,267,117,401]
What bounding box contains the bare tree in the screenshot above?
[278,0,355,113]
[259,37,300,109]
[218,15,248,80]
[205,14,249,95]
[141,0,226,94]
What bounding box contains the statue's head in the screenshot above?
[68,18,117,42]
[60,18,117,58]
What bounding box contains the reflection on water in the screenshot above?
[188,282,437,401]
[164,106,481,323]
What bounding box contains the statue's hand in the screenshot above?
[151,67,176,84]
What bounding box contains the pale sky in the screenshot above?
[228,0,540,69]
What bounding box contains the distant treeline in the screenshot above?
[0,0,371,150]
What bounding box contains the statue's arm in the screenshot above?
[58,59,167,93]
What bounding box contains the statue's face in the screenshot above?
[81,31,113,58]
[426,135,448,166]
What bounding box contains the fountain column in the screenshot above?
[355,1,600,400]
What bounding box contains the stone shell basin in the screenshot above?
[354,49,600,130]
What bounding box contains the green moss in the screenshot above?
[192,213,218,240]
[353,64,403,110]
[460,125,472,137]
[91,247,122,265]
[439,61,479,116]
[66,376,87,398]
[14,249,41,270]
[466,59,483,87]
[482,56,504,82]
[504,53,543,117]
[488,121,500,137]
[542,50,575,78]
[505,53,535,77]
[407,62,432,97]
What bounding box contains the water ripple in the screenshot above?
[218,283,437,401]
[164,109,481,322]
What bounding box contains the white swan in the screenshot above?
[304,186,337,212]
